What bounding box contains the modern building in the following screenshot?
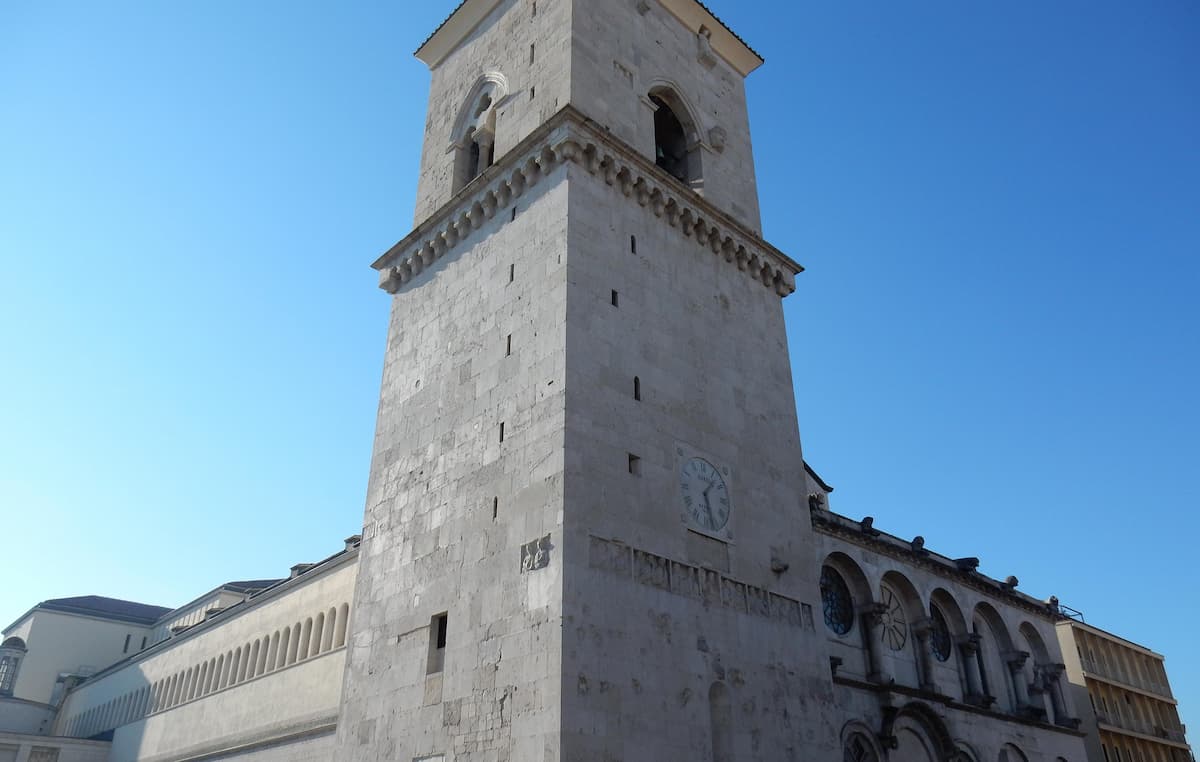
[1057,620,1192,762]
[0,2,1188,762]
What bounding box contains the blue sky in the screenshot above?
[1,0,1196,739]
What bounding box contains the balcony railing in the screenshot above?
[1080,658,1173,699]
[1095,712,1189,745]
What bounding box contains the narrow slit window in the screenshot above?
[499,422,505,443]
[427,614,448,674]
[611,290,619,307]
[506,334,512,356]
[631,235,637,254]
[532,0,536,16]
[509,263,515,283]
[530,87,536,100]
[511,207,518,222]
[492,497,499,520]
[634,376,641,401]
[628,453,641,475]
[123,634,131,653]
[530,44,536,65]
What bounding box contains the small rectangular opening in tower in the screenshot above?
[529,87,536,100]
[530,44,535,65]
[427,614,448,674]
[492,497,498,520]
[628,453,641,475]
[631,235,637,254]
[499,422,505,443]
[511,206,517,222]
[611,290,619,307]
[509,263,515,282]
[634,376,641,401]
[506,334,512,356]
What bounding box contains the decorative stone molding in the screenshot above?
[588,535,812,629]
[374,106,801,298]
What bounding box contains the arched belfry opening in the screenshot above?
[451,74,507,194]
[648,86,703,191]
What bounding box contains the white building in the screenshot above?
[0,2,1187,761]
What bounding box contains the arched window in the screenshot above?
[451,75,507,195]
[0,636,26,696]
[820,565,855,635]
[929,604,952,662]
[844,733,879,762]
[878,582,908,651]
[648,87,703,190]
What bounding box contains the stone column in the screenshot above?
[1005,651,1032,709]
[475,132,496,172]
[911,617,937,692]
[1041,663,1070,726]
[859,603,890,684]
[957,634,986,704]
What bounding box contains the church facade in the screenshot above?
[2,1,1179,761]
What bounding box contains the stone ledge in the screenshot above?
[374,105,802,299]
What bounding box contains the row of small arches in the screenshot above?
[64,601,350,739]
[820,552,1066,721]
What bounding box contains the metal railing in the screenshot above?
[1081,657,1173,699]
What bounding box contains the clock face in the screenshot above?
[679,457,730,532]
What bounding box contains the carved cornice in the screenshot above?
[812,510,1061,621]
[373,105,801,298]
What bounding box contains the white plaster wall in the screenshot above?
[9,613,153,706]
[570,0,762,230]
[56,557,354,759]
[337,165,570,761]
[0,733,109,762]
[110,652,343,762]
[0,699,54,735]
[558,154,832,760]
[414,0,573,224]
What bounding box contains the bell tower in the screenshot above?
[337,1,838,760]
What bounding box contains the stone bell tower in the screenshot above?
[336,1,839,759]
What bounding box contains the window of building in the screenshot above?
[628,453,641,475]
[878,584,907,651]
[427,614,448,674]
[652,95,690,184]
[820,565,854,635]
[123,634,131,653]
[844,733,880,762]
[929,604,952,662]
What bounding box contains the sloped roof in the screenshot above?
[39,596,171,626]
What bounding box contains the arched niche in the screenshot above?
[646,81,705,191]
[972,602,1016,711]
[709,681,733,762]
[890,702,959,762]
[998,743,1029,762]
[929,588,968,695]
[879,570,924,687]
[841,722,882,762]
[449,72,510,194]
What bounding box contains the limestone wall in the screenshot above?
[570,0,762,230]
[558,151,832,759]
[337,162,571,761]
[414,0,574,224]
